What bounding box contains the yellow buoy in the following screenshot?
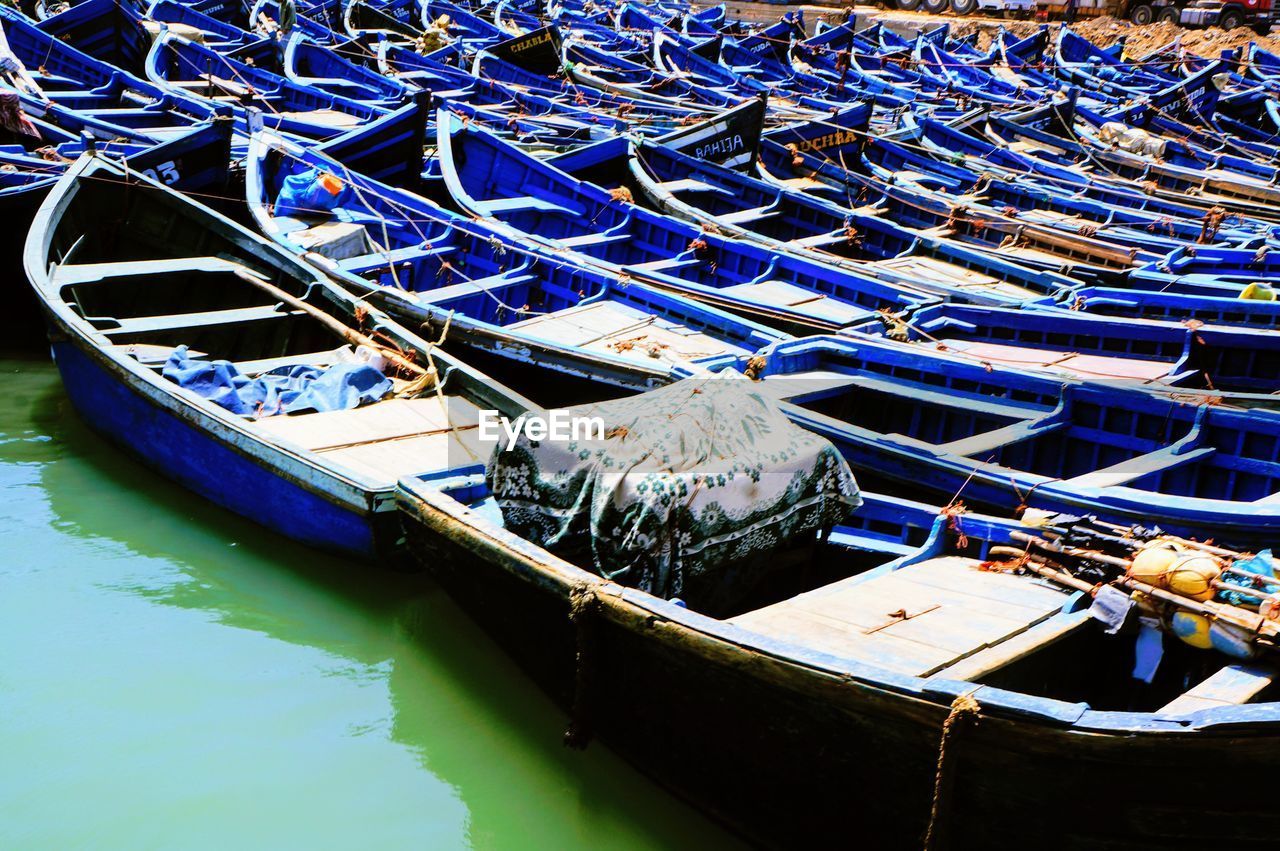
[1241,282,1277,301]
[1165,555,1222,602]
[1170,611,1214,649]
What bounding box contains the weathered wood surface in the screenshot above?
[731,556,1071,677]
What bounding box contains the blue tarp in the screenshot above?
[274,168,350,218]
[163,345,392,417]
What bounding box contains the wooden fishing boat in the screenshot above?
[144,29,391,139]
[1130,244,1280,294]
[847,301,1280,408]
[989,105,1280,217]
[561,37,738,109]
[34,0,157,78]
[465,42,707,127]
[744,335,1280,544]
[280,31,409,104]
[755,134,1147,284]
[244,122,788,388]
[27,152,528,559]
[619,134,1075,304]
[434,109,935,333]
[1030,283,1280,331]
[0,6,220,143]
[147,0,275,54]
[855,133,1234,258]
[912,113,1278,233]
[398,377,1280,849]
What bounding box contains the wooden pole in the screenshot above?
[231,267,429,378]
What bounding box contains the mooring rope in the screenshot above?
[923,692,982,851]
[563,584,600,749]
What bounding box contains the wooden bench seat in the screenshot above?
[413,272,537,305]
[656,178,734,196]
[1160,664,1275,716]
[1063,444,1214,490]
[477,195,583,217]
[716,205,781,225]
[100,304,297,336]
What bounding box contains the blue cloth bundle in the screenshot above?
[162,345,392,417]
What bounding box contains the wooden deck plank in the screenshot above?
[253,396,481,452]
[734,605,957,673]
[318,425,488,485]
[930,610,1094,682]
[731,556,1071,676]
[886,556,1071,611]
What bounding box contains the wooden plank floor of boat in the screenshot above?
[863,255,1038,301]
[252,395,486,485]
[923,340,1176,382]
[730,556,1072,677]
[507,301,751,364]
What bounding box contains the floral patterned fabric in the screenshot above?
[487,376,862,612]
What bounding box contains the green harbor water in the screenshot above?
[0,356,740,849]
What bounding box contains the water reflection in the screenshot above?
[0,358,740,849]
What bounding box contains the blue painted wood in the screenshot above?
[51,339,379,557]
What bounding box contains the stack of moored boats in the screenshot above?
[17,0,1280,845]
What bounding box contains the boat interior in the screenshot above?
[851,305,1280,394]
[45,171,501,488]
[424,473,1280,718]
[256,149,774,369]
[744,341,1280,505]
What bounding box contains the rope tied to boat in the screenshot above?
[923,693,981,851]
[941,502,969,550]
[564,585,600,750]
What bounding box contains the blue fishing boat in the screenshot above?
[0,6,220,143]
[755,134,1147,282]
[619,134,1076,304]
[738,335,1280,543]
[280,31,409,103]
[398,374,1280,849]
[243,123,789,388]
[144,29,391,138]
[2,116,234,347]
[847,301,1280,408]
[434,109,935,332]
[27,151,530,559]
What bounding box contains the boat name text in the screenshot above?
[794,130,859,152]
[508,30,553,52]
[695,134,745,160]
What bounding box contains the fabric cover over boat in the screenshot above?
[163,345,393,417]
[487,376,862,612]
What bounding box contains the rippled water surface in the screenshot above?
[0,357,738,849]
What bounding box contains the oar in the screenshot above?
[230,266,430,379]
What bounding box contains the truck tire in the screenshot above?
[1219,8,1244,28]
[921,0,948,12]
[896,0,921,9]
[1129,3,1154,23]
[951,0,977,13]
[1156,6,1179,21]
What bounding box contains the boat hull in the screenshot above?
[48,333,395,560]
[399,488,1280,850]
